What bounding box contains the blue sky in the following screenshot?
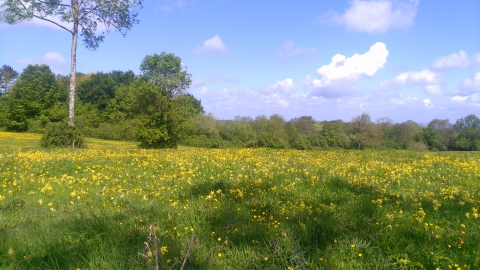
[1,0,479,123]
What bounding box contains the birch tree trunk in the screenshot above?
[68,0,79,128]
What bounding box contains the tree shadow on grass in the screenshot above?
[174,174,391,268]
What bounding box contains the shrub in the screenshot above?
[406,141,428,152]
[40,122,86,148]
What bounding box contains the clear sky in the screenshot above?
[1,0,479,123]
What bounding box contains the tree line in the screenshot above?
[1,60,479,151]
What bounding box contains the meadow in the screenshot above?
[0,132,479,269]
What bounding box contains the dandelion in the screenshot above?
[160,246,168,254]
[0,195,4,201]
[218,253,222,257]
[358,253,363,257]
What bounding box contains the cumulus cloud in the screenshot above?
[381,69,442,95]
[454,72,480,96]
[17,52,67,74]
[301,75,312,86]
[451,95,469,102]
[432,50,471,70]
[320,0,419,33]
[262,78,296,95]
[423,99,433,107]
[275,40,318,60]
[310,42,388,97]
[195,35,229,54]
[451,93,479,107]
[197,78,303,112]
[391,70,440,85]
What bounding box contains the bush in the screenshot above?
[181,134,225,148]
[90,120,139,141]
[406,141,428,152]
[40,122,86,148]
[27,115,50,133]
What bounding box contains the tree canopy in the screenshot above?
[0,65,19,96]
[140,53,192,98]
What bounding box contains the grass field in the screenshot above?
[0,132,479,269]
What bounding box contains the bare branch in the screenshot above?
[12,0,73,34]
[37,0,71,8]
[33,14,73,33]
[180,233,195,270]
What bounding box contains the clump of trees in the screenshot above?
[0,52,203,149]
[1,61,479,151]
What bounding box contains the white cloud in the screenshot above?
[382,69,442,95]
[195,35,229,54]
[316,42,388,82]
[451,93,480,108]
[263,78,296,94]
[320,0,419,33]
[197,78,303,112]
[17,52,67,74]
[390,95,418,106]
[451,95,469,102]
[423,99,433,107]
[425,85,441,95]
[275,40,318,60]
[301,75,312,86]
[200,86,209,95]
[474,53,480,65]
[310,42,388,97]
[432,50,471,70]
[461,72,480,89]
[455,72,480,95]
[393,70,439,85]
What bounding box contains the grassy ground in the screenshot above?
[0,132,479,269]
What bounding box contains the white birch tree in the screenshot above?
[0,0,142,127]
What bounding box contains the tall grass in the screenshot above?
[0,132,479,269]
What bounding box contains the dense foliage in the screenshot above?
[40,122,86,148]
[0,60,479,150]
